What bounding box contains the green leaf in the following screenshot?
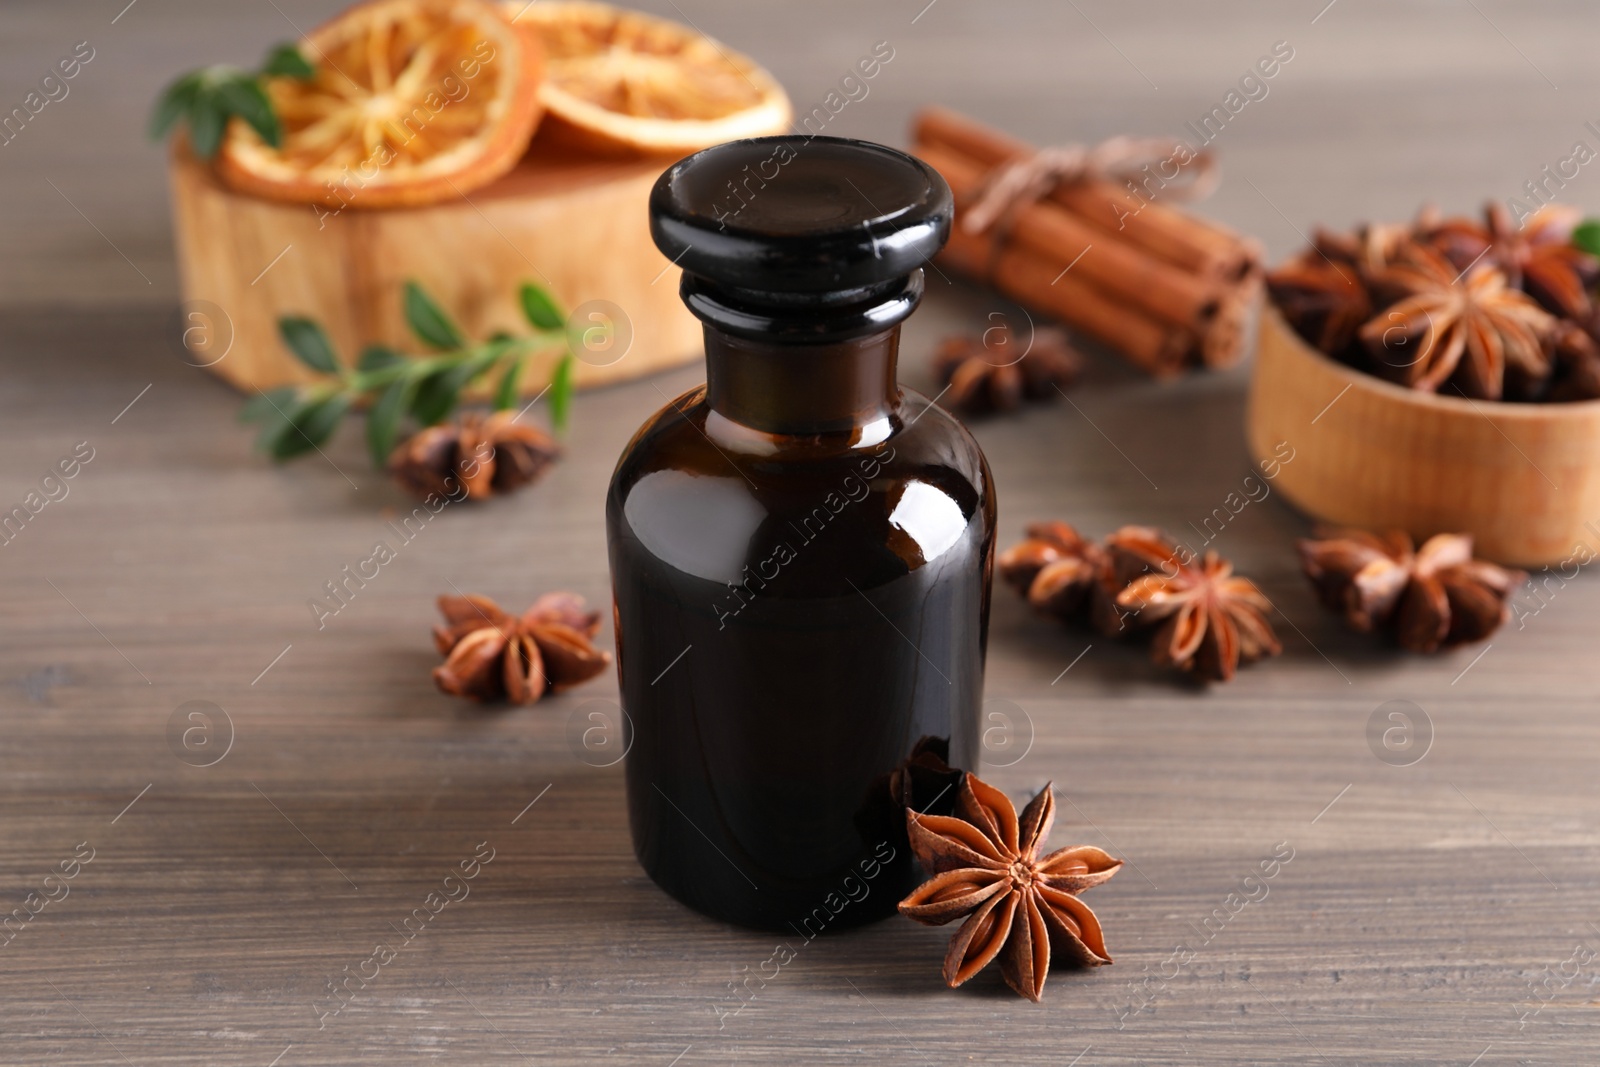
[218,77,279,147]
[240,385,299,423]
[255,415,296,454]
[253,394,306,452]
[409,367,464,427]
[548,353,575,433]
[1573,219,1600,258]
[518,282,565,331]
[367,375,416,467]
[149,74,201,140]
[493,356,524,411]
[410,348,500,426]
[403,281,464,350]
[357,344,406,372]
[278,316,341,375]
[270,394,352,460]
[187,88,226,159]
[261,43,315,80]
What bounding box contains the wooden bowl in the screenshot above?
[167,142,703,396]
[1246,304,1600,567]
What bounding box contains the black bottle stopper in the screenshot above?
[649,136,953,342]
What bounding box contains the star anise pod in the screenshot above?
[1311,217,1424,279]
[888,736,965,816]
[997,521,1119,629]
[854,736,966,854]
[1100,524,1196,589]
[432,592,610,704]
[1422,201,1600,321]
[1548,320,1600,402]
[1358,243,1556,400]
[1297,528,1526,653]
[1266,255,1372,355]
[1112,531,1282,682]
[899,773,1120,1001]
[390,411,560,501]
[936,326,1082,415]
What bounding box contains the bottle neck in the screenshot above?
[704,325,901,438]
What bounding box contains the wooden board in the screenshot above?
[1248,307,1600,567]
[167,142,704,394]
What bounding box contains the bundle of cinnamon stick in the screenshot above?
[912,108,1263,377]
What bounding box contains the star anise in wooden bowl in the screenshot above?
[1297,528,1525,653]
[1422,201,1600,322]
[1549,321,1600,402]
[1358,243,1555,401]
[1267,200,1600,403]
[432,592,611,704]
[899,772,1120,1001]
[1312,216,1427,280]
[1264,256,1370,356]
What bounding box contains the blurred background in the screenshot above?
[5,0,1598,305]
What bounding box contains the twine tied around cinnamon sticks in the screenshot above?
[912,107,1262,378]
[961,137,1220,237]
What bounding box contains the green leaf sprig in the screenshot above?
[241,279,579,466]
[150,43,314,160]
[1572,218,1600,259]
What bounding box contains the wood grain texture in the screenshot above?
[5,2,1600,1065]
[1249,307,1600,567]
[168,143,702,394]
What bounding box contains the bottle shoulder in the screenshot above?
[606,387,995,590]
[610,386,990,494]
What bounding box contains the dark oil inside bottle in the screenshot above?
[607,137,995,931]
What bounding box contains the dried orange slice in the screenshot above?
[503,1,789,156]
[216,0,544,208]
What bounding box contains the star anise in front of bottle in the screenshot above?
[1111,529,1282,682]
[935,325,1083,415]
[900,773,1120,1001]
[390,411,560,501]
[432,592,611,704]
[1298,527,1526,652]
[888,736,965,816]
[1358,243,1556,400]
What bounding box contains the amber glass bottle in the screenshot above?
[607,136,995,931]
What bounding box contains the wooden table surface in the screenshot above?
[5,1,1600,1064]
